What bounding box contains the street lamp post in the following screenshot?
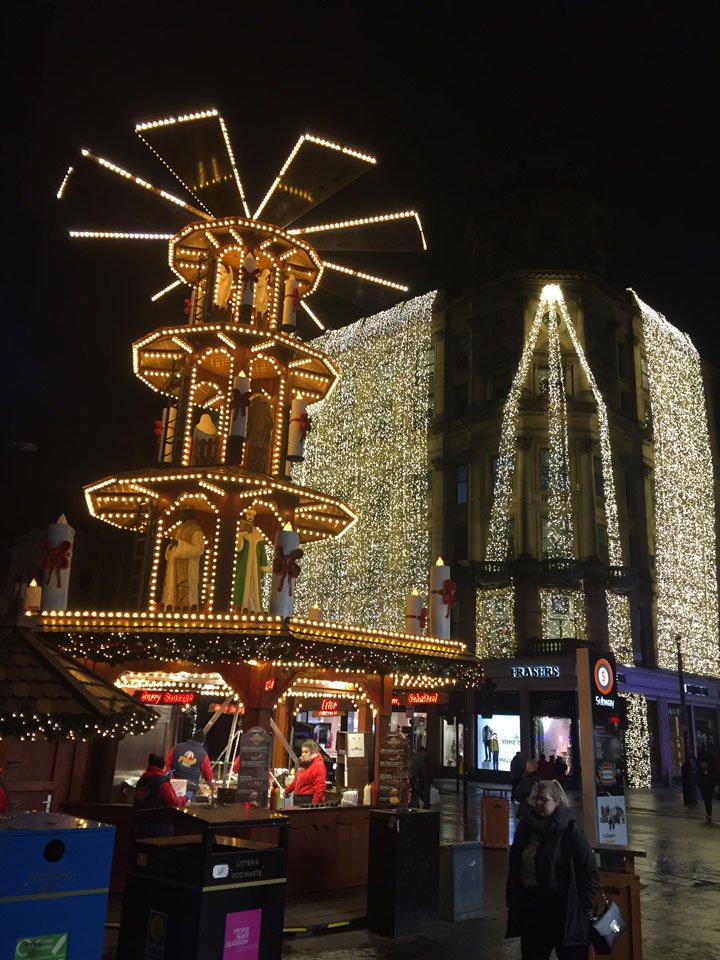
[677,637,697,805]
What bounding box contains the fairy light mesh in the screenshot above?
[293,292,435,629]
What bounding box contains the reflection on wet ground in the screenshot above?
[283,785,720,960]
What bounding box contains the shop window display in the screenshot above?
[533,715,573,775]
[477,714,520,771]
[442,718,464,768]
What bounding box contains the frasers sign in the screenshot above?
[139,690,194,705]
[511,665,560,679]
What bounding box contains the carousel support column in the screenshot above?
[212,493,242,614]
[271,701,291,768]
[220,662,276,732]
[357,704,373,733]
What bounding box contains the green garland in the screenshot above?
[0,703,157,741]
[53,630,484,684]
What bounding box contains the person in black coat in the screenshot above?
[696,757,717,821]
[514,758,540,819]
[510,751,527,802]
[506,779,599,960]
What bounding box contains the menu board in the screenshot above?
[377,731,410,806]
[235,727,272,807]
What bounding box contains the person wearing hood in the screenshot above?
[506,779,599,960]
[284,739,326,806]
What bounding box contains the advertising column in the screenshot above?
[577,649,628,845]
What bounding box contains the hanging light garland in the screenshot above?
[293,292,435,630]
[633,292,720,677]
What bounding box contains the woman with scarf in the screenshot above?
[506,780,599,960]
[284,739,326,806]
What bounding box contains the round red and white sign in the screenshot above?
[594,658,614,695]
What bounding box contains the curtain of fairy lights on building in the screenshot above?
[293,292,435,630]
[634,292,720,677]
[478,284,633,660]
[619,691,652,788]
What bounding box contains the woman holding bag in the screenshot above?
[506,779,599,960]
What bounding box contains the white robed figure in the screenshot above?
[232,510,269,613]
[161,509,206,611]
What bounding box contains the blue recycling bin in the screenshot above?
[0,811,115,960]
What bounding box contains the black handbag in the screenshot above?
[591,891,627,955]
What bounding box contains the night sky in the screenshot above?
[4,2,719,571]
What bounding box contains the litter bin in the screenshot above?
[117,803,288,960]
[367,809,439,937]
[439,841,484,921]
[481,793,509,848]
[0,810,115,960]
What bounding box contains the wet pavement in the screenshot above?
[103,784,720,959]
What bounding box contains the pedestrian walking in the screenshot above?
[515,759,540,820]
[410,745,430,808]
[506,779,599,960]
[511,750,526,802]
[696,756,717,822]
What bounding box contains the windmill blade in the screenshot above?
[320,259,409,293]
[136,110,250,218]
[288,210,427,253]
[77,148,210,221]
[254,135,376,227]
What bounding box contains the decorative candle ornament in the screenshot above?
[40,514,75,611]
[24,578,42,614]
[229,370,251,447]
[270,523,303,617]
[281,274,300,332]
[405,589,427,635]
[429,557,456,640]
[287,394,312,462]
[214,262,233,310]
[307,603,322,621]
[240,254,259,323]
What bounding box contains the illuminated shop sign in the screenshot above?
[391,692,439,706]
[264,678,276,692]
[211,703,245,714]
[317,698,340,716]
[684,683,709,696]
[511,665,560,679]
[139,690,195,705]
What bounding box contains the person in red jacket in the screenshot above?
[134,754,188,810]
[284,740,326,806]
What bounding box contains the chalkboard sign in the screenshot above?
[377,731,410,806]
[235,726,272,807]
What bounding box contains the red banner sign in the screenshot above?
[211,703,246,714]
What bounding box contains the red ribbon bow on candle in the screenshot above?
[285,286,300,314]
[39,540,72,588]
[183,298,192,315]
[408,607,428,630]
[230,389,252,422]
[290,410,312,440]
[431,580,456,618]
[241,265,260,290]
[154,420,163,443]
[273,545,303,596]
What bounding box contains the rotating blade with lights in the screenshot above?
[46,109,480,680]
